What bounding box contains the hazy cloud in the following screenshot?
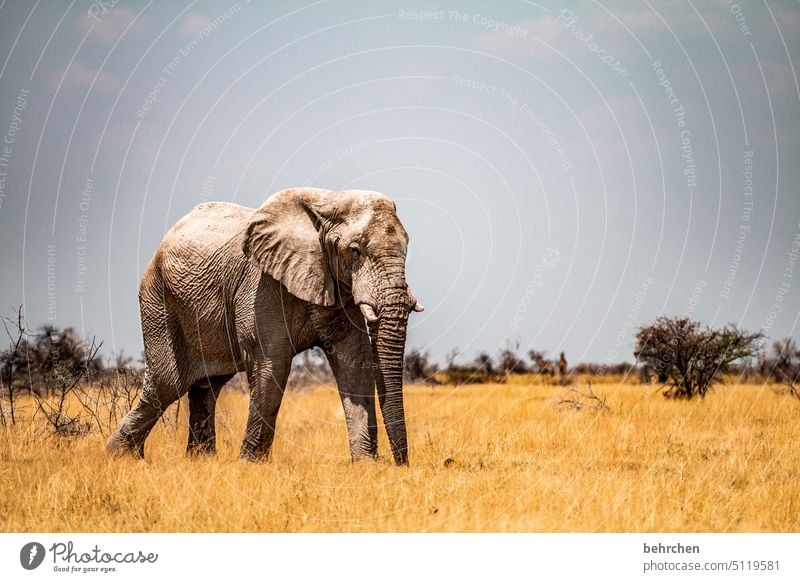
[179,13,212,37]
[474,16,563,59]
[78,6,146,45]
[49,60,121,95]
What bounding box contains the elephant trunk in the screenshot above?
[372,265,410,466]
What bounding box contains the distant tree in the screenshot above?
[112,350,137,373]
[768,338,800,398]
[474,352,495,376]
[439,348,500,385]
[27,325,103,391]
[634,316,762,399]
[404,349,439,384]
[497,348,529,376]
[528,350,554,376]
[1,306,28,425]
[573,361,635,377]
[638,362,655,384]
[573,361,601,375]
[445,348,460,370]
[606,362,635,376]
[287,347,333,389]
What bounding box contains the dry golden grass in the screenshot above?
[1,380,798,532]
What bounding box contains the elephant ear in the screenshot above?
[243,188,337,306]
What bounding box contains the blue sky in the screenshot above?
[0,0,798,366]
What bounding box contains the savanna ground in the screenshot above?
[1,376,798,532]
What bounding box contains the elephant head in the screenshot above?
[242,188,422,465]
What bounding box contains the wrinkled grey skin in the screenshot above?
[106,188,422,465]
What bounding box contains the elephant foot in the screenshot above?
[106,430,145,459]
[239,421,276,462]
[349,448,378,463]
[239,451,271,463]
[391,451,409,466]
[350,455,378,464]
[239,443,272,463]
[186,442,217,457]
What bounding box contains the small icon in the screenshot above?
[20,542,45,570]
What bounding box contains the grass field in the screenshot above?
[1,379,798,532]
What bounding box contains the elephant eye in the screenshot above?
[348,242,362,257]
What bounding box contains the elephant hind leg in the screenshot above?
[187,374,232,456]
[106,367,188,459]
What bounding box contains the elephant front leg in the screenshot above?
[240,358,291,461]
[325,327,378,462]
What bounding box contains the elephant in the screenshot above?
[106,188,423,465]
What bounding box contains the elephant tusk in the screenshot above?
[360,303,379,324]
[407,286,423,313]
